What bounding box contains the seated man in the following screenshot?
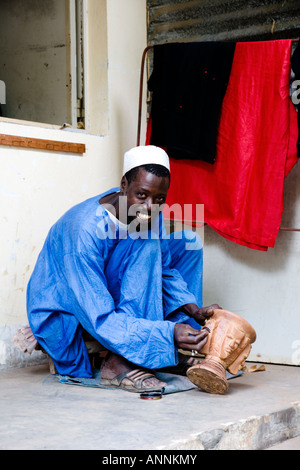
[27,145,218,392]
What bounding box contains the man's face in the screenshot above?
[120,168,170,226]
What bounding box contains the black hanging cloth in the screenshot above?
[148,41,236,164]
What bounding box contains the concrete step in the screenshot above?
[265,434,300,450]
[1,363,300,450]
[158,403,300,450]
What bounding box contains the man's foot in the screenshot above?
[158,352,203,376]
[178,351,203,367]
[100,353,166,392]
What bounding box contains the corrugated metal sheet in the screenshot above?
[147,0,300,44]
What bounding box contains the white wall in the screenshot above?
[0,0,147,369]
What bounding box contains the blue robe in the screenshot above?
[27,188,203,377]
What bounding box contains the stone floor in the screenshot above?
[0,361,300,450]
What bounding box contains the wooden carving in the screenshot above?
[187,309,257,394]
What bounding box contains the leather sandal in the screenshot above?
[100,368,164,393]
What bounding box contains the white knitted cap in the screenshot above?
[123,145,170,176]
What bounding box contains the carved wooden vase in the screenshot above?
[186,309,256,394]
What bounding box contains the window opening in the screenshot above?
[0,0,85,129]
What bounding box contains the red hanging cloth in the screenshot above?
[146,39,299,250]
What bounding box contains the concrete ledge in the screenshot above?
[1,362,300,450]
[158,402,300,450]
[0,324,47,370]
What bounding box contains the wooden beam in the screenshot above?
[0,134,85,154]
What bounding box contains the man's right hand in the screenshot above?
[174,323,209,354]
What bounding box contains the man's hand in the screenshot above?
[182,303,221,326]
[174,323,209,353]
